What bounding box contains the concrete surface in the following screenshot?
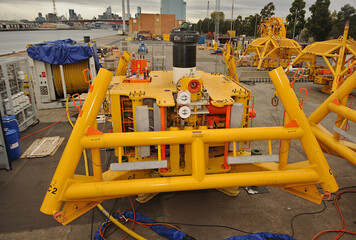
[0,36,355,240]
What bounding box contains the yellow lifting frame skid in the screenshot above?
[291,21,355,93]
[40,67,339,225]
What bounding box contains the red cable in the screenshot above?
[312,190,356,240]
[19,110,69,141]
[120,196,136,240]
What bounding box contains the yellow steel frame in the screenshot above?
[41,67,338,225]
[292,22,355,93]
[239,29,302,70]
[308,72,356,166]
[259,17,287,38]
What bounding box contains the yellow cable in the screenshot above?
[66,97,146,240]
[66,96,89,176]
[97,204,147,240]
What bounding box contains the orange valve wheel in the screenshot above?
[188,79,201,93]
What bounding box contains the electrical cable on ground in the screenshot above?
[290,201,326,238]
[312,190,356,240]
[155,222,254,235]
[19,110,69,141]
[290,186,356,239]
[97,204,146,240]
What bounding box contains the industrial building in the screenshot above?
[129,13,183,36]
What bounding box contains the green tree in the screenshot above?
[234,15,243,35]
[329,5,355,38]
[260,2,275,20]
[211,11,225,22]
[221,20,232,34]
[240,14,260,37]
[306,0,332,41]
[336,4,355,38]
[286,0,306,39]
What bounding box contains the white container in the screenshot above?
[25,96,30,105]
[18,71,25,81]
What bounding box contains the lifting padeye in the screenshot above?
[41,21,339,226]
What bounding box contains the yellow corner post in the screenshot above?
[40,68,113,215]
[269,67,338,193]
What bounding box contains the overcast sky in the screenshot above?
[0,0,351,22]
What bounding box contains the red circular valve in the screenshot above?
[188,79,201,93]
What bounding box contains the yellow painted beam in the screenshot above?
[191,139,205,181]
[328,102,356,123]
[63,169,320,201]
[80,126,304,148]
[308,73,356,124]
[311,124,356,166]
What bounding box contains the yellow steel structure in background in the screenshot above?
[259,17,287,38]
[308,72,356,166]
[238,17,302,70]
[115,51,132,76]
[291,21,356,93]
[40,66,339,225]
[223,41,239,82]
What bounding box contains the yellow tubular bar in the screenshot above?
[269,67,338,193]
[66,96,89,176]
[308,73,356,125]
[63,169,320,201]
[115,51,132,76]
[268,140,272,155]
[80,126,303,148]
[311,124,356,166]
[328,102,356,123]
[192,139,205,181]
[279,113,290,170]
[91,149,103,181]
[41,69,113,215]
[333,96,348,141]
[97,204,147,240]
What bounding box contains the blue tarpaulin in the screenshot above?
[224,232,296,240]
[27,38,101,70]
[94,211,190,240]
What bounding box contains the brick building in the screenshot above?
[129,13,184,36]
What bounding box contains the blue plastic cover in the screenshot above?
[27,39,100,70]
[224,232,296,240]
[94,211,187,240]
